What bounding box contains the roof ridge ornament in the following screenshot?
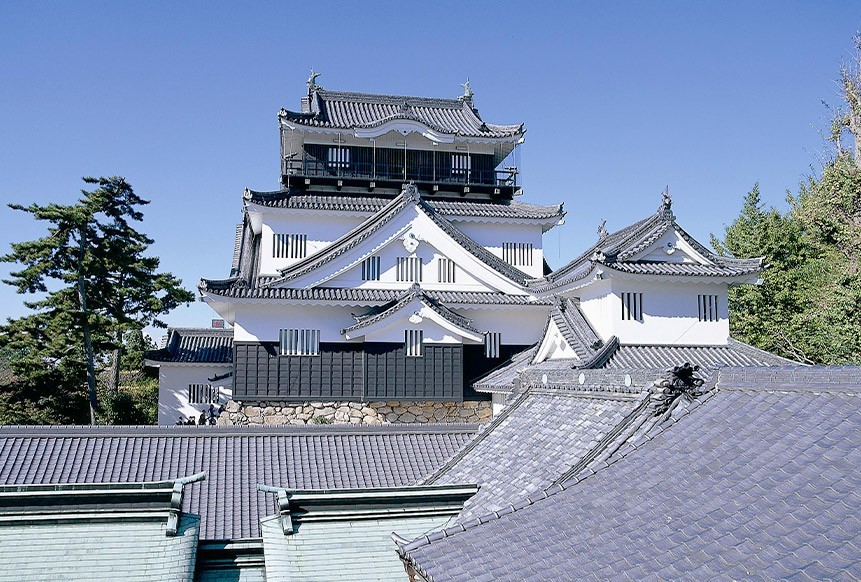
[650,362,705,417]
[659,185,675,221]
[459,77,474,103]
[307,68,322,92]
[597,219,608,239]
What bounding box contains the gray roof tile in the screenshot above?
[279,89,524,139]
[146,328,234,364]
[400,366,861,581]
[245,189,565,221]
[0,423,476,541]
[421,387,651,521]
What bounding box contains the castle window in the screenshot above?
[327,147,350,169]
[397,257,423,282]
[438,258,456,283]
[621,292,643,321]
[503,242,533,267]
[451,153,471,179]
[698,294,719,322]
[485,332,501,358]
[361,256,381,281]
[280,329,320,356]
[188,384,219,404]
[405,329,423,357]
[273,233,307,259]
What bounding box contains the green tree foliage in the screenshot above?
[1,177,195,424]
[713,37,861,365]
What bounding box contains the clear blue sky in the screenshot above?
[1,1,858,339]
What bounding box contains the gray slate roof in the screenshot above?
[245,189,564,222]
[399,366,861,581]
[146,327,234,364]
[532,196,762,292]
[421,387,652,521]
[0,424,477,541]
[279,89,524,139]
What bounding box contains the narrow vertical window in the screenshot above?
[451,153,471,180]
[405,329,423,357]
[327,146,350,168]
[361,256,381,281]
[438,258,456,283]
[502,242,533,267]
[698,294,719,322]
[484,332,501,358]
[279,329,320,356]
[621,292,643,321]
[188,384,219,404]
[396,257,423,282]
[273,233,307,259]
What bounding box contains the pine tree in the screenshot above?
[1,177,195,423]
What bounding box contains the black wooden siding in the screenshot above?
[233,342,527,402]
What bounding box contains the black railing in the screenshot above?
[283,158,518,188]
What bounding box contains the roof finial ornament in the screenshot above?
[659,185,674,220]
[307,68,321,92]
[460,77,473,102]
[597,219,608,239]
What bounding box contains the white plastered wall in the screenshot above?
[260,212,367,275]
[578,278,729,345]
[156,364,233,425]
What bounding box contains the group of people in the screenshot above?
[175,403,225,426]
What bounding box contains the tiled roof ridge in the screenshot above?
[715,365,861,392]
[0,423,481,438]
[470,344,539,392]
[419,391,533,486]
[164,327,233,336]
[342,285,483,336]
[550,299,603,362]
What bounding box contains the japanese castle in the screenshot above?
[149,75,783,425]
[9,77,854,582]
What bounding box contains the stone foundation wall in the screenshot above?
[217,399,492,426]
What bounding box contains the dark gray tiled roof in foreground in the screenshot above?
[422,387,651,521]
[279,89,524,139]
[146,327,234,364]
[0,424,477,541]
[399,367,861,581]
[245,189,565,222]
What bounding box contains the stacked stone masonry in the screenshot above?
[218,400,492,426]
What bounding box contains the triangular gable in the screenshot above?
[342,285,485,343]
[532,299,606,364]
[264,185,532,294]
[626,227,713,264]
